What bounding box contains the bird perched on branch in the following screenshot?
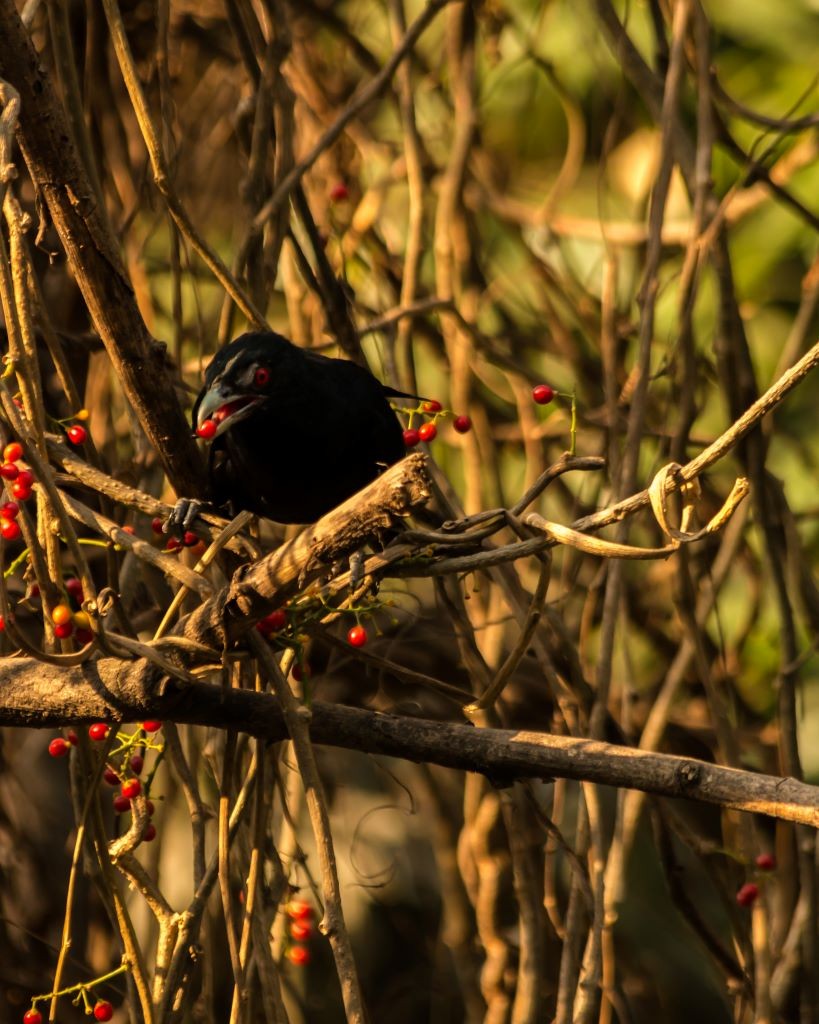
[169,330,408,529]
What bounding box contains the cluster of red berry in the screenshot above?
[49,721,162,842]
[0,441,34,542]
[24,1000,113,1023]
[401,399,471,449]
[736,852,777,907]
[285,899,315,966]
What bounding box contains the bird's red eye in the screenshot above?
[253,367,271,388]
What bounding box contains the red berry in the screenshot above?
[736,882,760,907]
[292,663,309,682]
[89,722,109,742]
[142,720,162,733]
[453,415,472,433]
[1,519,20,541]
[3,442,22,463]
[11,482,31,501]
[257,610,287,635]
[2,501,19,519]
[54,621,73,639]
[48,737,70,758]
[121,778,141,799]
[15,470,33,489]
[422,399,443,413]
[113,794,131,813]
[146,799,155,816]
[122,524,136,535]
[755,853,776,871]
[166,536,181,552]
[402,428,420,448]
[180,531,197,547]
[65,578,83,600]
[23,1010,43,1024]
[196,419,217,439]
[532,384,555,405]
[0,461,18,480]
[286,900,315,920]
[66,424,87,445]
[418,422,437,443]
[0,614,5,631]
[287,945,311,966]
[75,628,94,645]
[290,920,313,941]
[329,182,349,202]
[130,753,145,774]
[67,729,79,745]
[143,823,157,842]
[103,768,120,786]
[151,517,164,535]
[93,1001,114,1022]
[347,624,367,648]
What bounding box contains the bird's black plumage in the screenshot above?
[191,331,407,524]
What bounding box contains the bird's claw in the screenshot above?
[165,498,208,534]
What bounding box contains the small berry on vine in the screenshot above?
[113,794,131,814]
[347,624,367,648]
[66,577,83,600]
[103,768,120,786]
[151,517,164,535]
[257,610,287,635]
[130,753,145,775]
[75,628,94,645]
[755,853,776,871]
[2,501,19,519]
[15,470,33,489]
[89,722,109,742]
[402,428,420,448]
[93,1001,114,1022]
[286,945,311,966]
[0,614,6,631]
[54,621,73,640]
[51,604,72,626]
[0,518,20,541]
[11,481,32,501]
[196,419,217,439]
[422,399,442,413]
[736,882,760,907]
[286,899,315,920]
[329,182,349,202]
[75,408,90,420]
[142,720,162,734]
[166,536,182,552]
[182,531,199,547]
[23,1009,43,1024]
[0,462,18,480]
[73,611,91,631]
[453,415,472,433]
[66,424,87,445]
[67,729,79,745]
[3,442,22,463]
[290,920,313,941]
[48,737,70,758]
[143,823,157,842]
[532,384,555,405]
[121,778,141,799]
[418,422,437,443]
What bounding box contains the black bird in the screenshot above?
[179,330,408,526]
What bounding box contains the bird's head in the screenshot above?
[193,332,287,438]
